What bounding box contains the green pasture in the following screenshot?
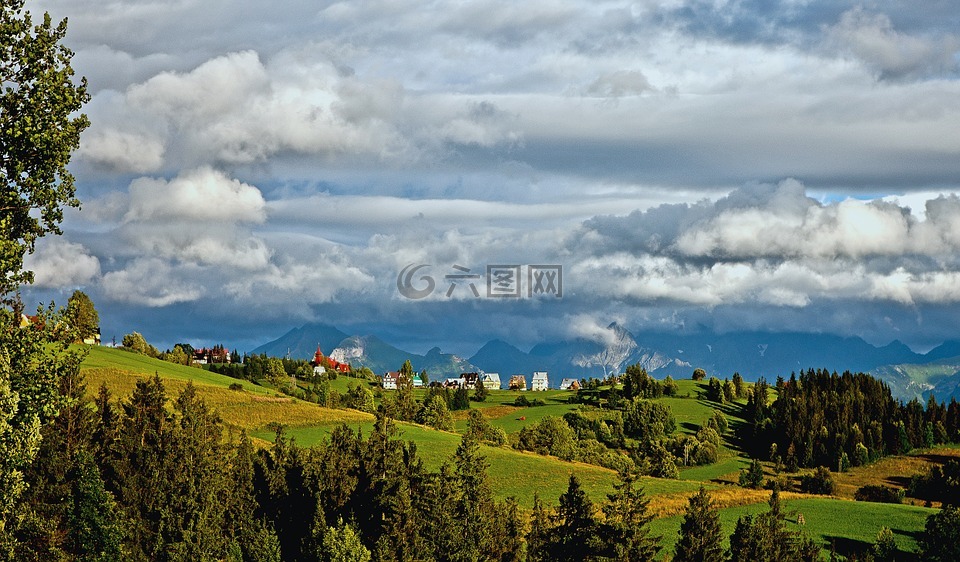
[80,345,269,394]
[251,419,704,508]
[650,496,934,559]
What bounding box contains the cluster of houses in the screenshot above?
[379,368,582,391]
[192,345,231,365]
[311,345,351,375]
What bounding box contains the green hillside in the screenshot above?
[79,345,940,556]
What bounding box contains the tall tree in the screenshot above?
[0,0,89,296]
[548,475,600,561]
[526,493,552,562]
[674,486,724,562]
[65,290,99,342]
[601,467,660,562]
[919,505,960,562]
[0,0,88,545]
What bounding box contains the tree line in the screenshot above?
[741,369,960,471]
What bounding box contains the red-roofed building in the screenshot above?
[312,345,350,375]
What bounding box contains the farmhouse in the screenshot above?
[460,372,481,389]
[531,371,549,391]
[508,375,526,390]
[481,372,501,390]
[382,370,424,389]
[559,378,580,391]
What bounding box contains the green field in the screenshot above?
[650,496,934,559]
[81,346,937,555]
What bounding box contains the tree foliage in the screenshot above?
[65,290,98,342]
[0,0,89,297]
[674,486,723,562]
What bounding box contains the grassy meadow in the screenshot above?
[79,344,943,557]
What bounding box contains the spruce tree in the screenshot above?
[601,467,660,561]
[549,474,600,561]
[66,450,123,562]
[674,486,723,562]
[525,493,552,562]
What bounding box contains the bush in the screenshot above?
[799,466,836,495]
[854,485,904,504]
[739,458,764,489]
[228,382,244,391]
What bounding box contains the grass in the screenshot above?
[80,347,372,433]
[650,494,934,559]
[831,445,960,503]
[79,344,939,553]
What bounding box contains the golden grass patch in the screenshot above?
[647,487,812,518]
[832,446,960,502]
[82,367,373,431]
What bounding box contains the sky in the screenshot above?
[20,0,960,356]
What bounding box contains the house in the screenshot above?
[194,345,230,365]
[312,345,350,375]
[559,378,580,391]
[82,328,101,346]
[382,370,423,389]
[382,371,400,390]
[444,377,464,388]
[460,372,480,389]
[508,375,526,391]
[481,372,501,390]
[531,371,549,391]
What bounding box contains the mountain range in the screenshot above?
[251,322,960,401]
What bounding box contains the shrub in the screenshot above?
[854,485,904,504]
[739,458,764,489]
[228,382,244,391]
[799,466,836,495]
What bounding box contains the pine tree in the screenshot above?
[323,518,371,562]
[674,486,723,562]
[526,493,552,562]
[66,450,123,562]
[549,474,600,561]
[452,434,498,561]
[601,467,660,561]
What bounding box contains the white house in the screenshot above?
[382,371,400,390]
[481,372,501,390]
[531,371,549,391]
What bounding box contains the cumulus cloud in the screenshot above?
[23,238,101,288]
[78,130,165,173]
[573,181,960,310]
[81,49,523,173]
[123,167,266,224]
[101,259,203,307]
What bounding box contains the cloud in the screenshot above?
[585,70,654,98]
[123,167,266,224]
[572,181,960,311]
[78,130,166,173]
[826,8,960,80]
[23,238,101,288]
[101,259,203,307]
